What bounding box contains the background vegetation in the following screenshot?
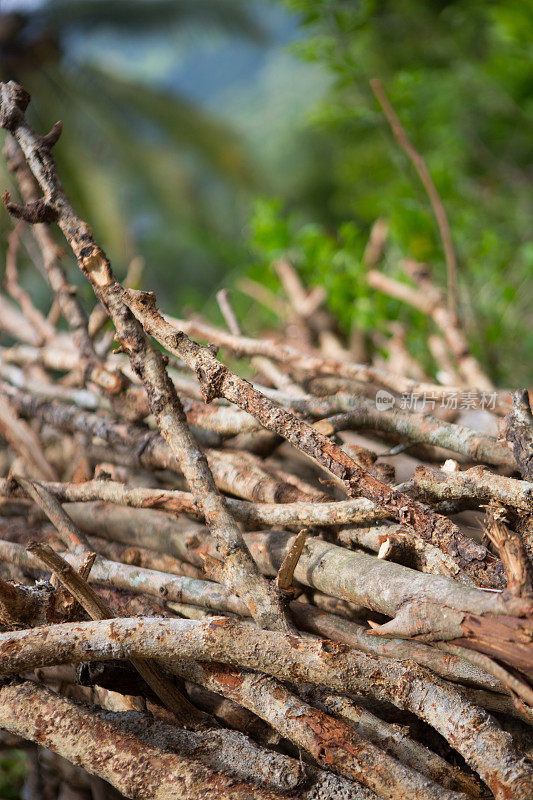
[0,0,531,386]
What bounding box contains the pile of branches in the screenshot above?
[0,80,532,800]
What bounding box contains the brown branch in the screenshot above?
[0,475,388,528]
[216,287,302,395]
[0,617,531,799]
[300,687,482,798]
[174,661,465,800]
[0,536,504,692]
[367,261,493,391]
[164,310,503,403]
[408,463,533,513]
[505,389,533,480]
[0,681,296,800]
[16,477,90,550]
[484,503,533,599]
[0,537,249,617]
[0,395,57,481]
[362,219,389,269]
[436,642,533,708]
[2,135,131,404]
[370,78,459,315]
[122,289,501,587]
[28,540,206,728]
[45,504,525,625]
[216,289,241,337]
[5,220,57,343]
[0,79,294,634]
[0,293,42,345]
[275,528,308,595]
[0,382,328,504]
[311,398,512,467]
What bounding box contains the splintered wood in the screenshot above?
[0,80,531,800]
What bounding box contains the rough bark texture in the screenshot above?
[0,78,532,800]
[0,617,530,800]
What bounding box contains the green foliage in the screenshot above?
[0,0,262,301]
[246,198,433,369]
[248,0,533,384]
[0,750,26,798]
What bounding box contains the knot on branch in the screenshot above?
[3,193,58,224]
[129,289,157,310]
[41,121,63,150]
[0,81,30,133]
[195,357,227,404]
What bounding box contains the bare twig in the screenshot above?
[0,395,58,481]
[0,617,531,799]
[484,503,533,599]
[0,80,294,634]
[5,221,57,343]
[370,78,459,315]
[367,260,493,390]
[16,477,89,550]
[28,541,207,728]
[123,290,498,586]
[505,389,533,480]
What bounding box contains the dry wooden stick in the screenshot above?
[0,292,42,345]
[370,78,459,315]
[408,463,533,512]
[367,260,493,390]
[362,218,389,269]
[93,708,307,793]
[121,290,502,586]
[216,287,302,395]
[5,220,57,343]
[0,616,531,799]
[28,541,206,728]
[0,681,299,800]
[0,395,58,481]
[45,504,527,630]
[0,382,326,504]
[173,661,467,800]
[275,528,308,595]
[0,79,294,635]
[2,135,134,405]
[312,398,512,467]
[0,476,387,528]
[505,389,533,480]
[435,641,533,708]
[0,536,504,692]
[16,477,90,550]
[13,479,204,725]
[484,503,533,599]
[300,688,482,798]
[164,310,499,402]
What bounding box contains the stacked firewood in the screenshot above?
[0,80,532,800]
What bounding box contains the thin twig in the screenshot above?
[28,541,206,728]
[370,78,459,315]
[0,80,295,635]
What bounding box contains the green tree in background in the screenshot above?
[247,0,532,384]
[0,0,264,301]
[0,1,531,384]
